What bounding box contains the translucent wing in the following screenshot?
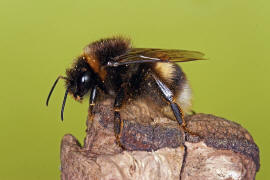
[107,48,205,67]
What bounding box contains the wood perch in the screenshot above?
[60,99,260,180]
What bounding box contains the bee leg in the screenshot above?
[170,101,185,126]
[153,75,192,179]
[89,85,97,114]
[191,110,196,115]
[152,75,185,126]
[88,86,97,125]
[153,75,199,137]
[113,88,125,148]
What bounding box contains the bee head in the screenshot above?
[46,56,97,121]
[65,59,95,101]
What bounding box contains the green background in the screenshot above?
[0,0,269,179]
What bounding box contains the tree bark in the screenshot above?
[60,99,260,180]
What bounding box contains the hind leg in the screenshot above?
[153,75,200,137]
[152,75,186,126]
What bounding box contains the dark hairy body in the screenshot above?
[46,36,204,139]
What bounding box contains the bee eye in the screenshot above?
[77,72,92,96]
[80,74,90,84]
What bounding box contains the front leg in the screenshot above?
[87,86,98,127]
[89,85,98,115]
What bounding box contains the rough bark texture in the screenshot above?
[60,99,260,180]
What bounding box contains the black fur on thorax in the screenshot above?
[84,36,131,65]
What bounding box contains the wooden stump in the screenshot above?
[60,99,260,180]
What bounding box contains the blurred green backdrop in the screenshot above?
[0,0,269,179]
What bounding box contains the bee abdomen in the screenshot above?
[176,80,192,114]
[153,62,192,114]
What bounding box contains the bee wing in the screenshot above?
[107,48,205,67]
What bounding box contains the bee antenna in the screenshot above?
[46,76,67,106]
[61,88,69,121]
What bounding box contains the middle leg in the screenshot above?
[113,88,125,147]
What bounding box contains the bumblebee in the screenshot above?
[46,37,204,136]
